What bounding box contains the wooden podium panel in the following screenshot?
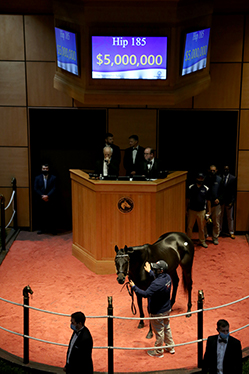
[70,170,187,274]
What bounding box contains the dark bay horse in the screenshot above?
[115,232,194,338]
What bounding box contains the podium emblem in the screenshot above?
[118,197,134,213]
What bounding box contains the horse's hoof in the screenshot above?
[138,322,145,329]
[146,331,153,339]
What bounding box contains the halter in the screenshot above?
[115,253,130,276]
[115,253,137,315]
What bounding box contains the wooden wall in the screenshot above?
[0,15,72,227]
[0,10,249,231]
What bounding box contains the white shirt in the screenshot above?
[217,336,228,374]
[103,160,108,176]
[147,158,155,170]
[132,146,138,164]
[43,175,48,189]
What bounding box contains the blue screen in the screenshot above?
[55,27,79,76]
[182,28,210,76]
[92,36,167,80]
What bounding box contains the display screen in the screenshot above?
[55,27,79,76]
[182,28,210,76]
[92,36,167,80]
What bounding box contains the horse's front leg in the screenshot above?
[136,294,145,329]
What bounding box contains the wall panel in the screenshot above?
[0,15,24,61]
[25,15,55,61]
[237,151,249,190]
[239,110,249,149]
[0,148,29,187]
[236,192,249,231]
[0,62,26,106]
[210,15,244,62]
[108,109,157,150]
[241,63,249,108]
[26,62,73,107]
[194,63,241,109]
[243,15,249,62]
[0,108,27,146]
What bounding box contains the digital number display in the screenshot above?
[55,27,79,76]
[182,28,210,76]
[92,36,167,80]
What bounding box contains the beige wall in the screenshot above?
[0,12,249,230]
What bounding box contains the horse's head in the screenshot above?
[114,245,130,284]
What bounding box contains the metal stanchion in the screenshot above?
[12,178,17,230]
[0,195,6,252]
[23,285,33,364]
[107,296,114,374]
[197,289,204,368]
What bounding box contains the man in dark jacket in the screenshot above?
[64,311,93,374]
[34,163,56,234]
[139,147,164,179]
[123,134,145,176]
[94,146,119,176]
[204,165,223,245]
[202,319,242,374]
[130,260,175,358]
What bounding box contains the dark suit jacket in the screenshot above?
[94,158,119,176]
[139,158,163,179]
[123,145,145,176]
[66,326,93,374]
[34,174,56,199]
[202,334,242,374]
[221,174,237,205]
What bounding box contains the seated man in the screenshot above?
[139,147,163,179]
[94,146,119,176]
[101,132,121,166]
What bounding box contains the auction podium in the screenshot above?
[70,170,187,274]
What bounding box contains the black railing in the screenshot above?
[0,178,17,252]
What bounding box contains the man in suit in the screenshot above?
[34,163,56,234]
[64,311,93,374]
[123,134,145,176]
[202,319,242,374]
[220,165,237,239]
[94,146,119,176]
[139,147,163,179]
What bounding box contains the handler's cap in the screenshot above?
[151,260,168,272]
[196,172,205,180]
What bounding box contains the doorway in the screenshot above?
[30,108,106,231]
[158,110,238,184]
